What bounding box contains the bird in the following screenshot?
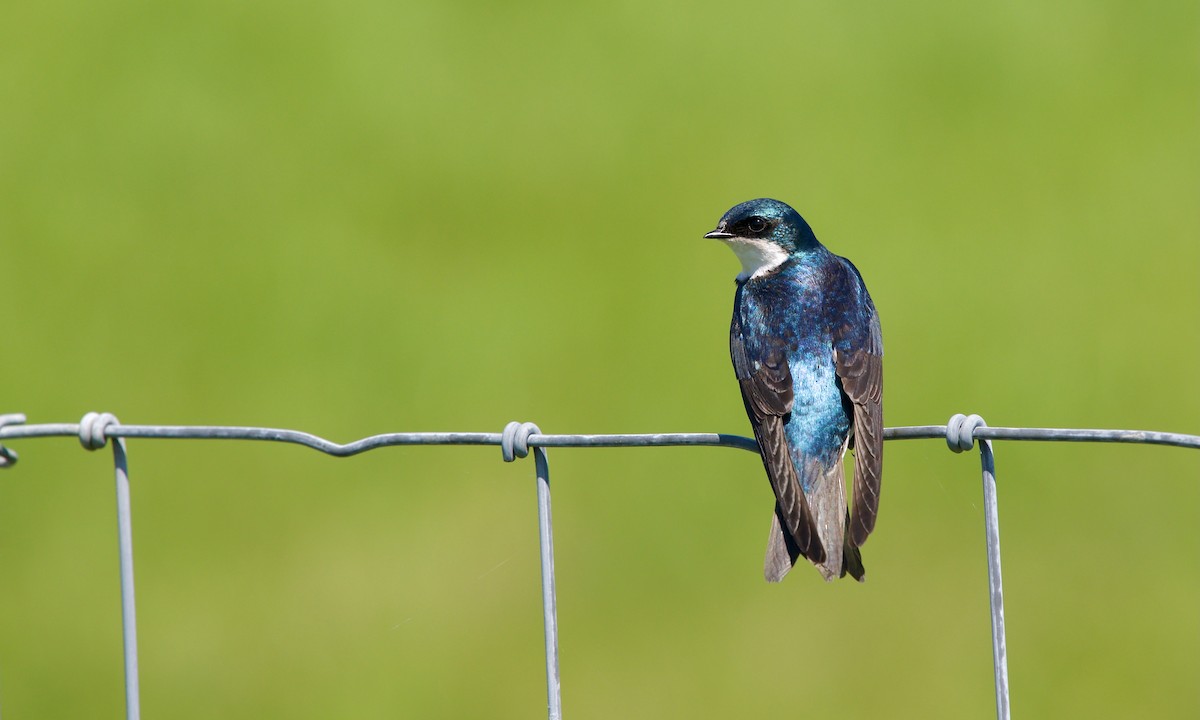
[705,198,883,582]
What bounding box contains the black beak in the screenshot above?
[704,229,734,239]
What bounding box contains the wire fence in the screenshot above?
[1,411,1198,720]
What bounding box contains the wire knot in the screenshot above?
[946,413,987,453]
[79,412,121,451]
[0,413,27,468]
[501,421,542,462]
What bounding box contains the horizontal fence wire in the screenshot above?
[1,412,1198,720]
[2,417,1198,456]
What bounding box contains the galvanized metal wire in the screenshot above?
[4,416,1196,456]
[1,412,1198,720]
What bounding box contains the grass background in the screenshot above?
[2,0,1198,717]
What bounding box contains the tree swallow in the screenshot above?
[706,198,883,582]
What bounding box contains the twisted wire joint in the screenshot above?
[946,413,988,453]
[79,412,121,451]
[0,413,27,467]
[501,421,542,462]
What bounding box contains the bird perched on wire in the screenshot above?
[706,198,882,582]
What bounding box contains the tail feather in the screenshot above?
[763,453,868,582]
[841,528,866,581]
[808,458,848,581]
[764,509,801,582]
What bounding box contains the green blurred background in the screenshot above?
[2,0,1198,717]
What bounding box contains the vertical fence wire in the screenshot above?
[533,446,562,720]
[945,413,1010,720]
[978,438,1009,720]
[112,438,141,720]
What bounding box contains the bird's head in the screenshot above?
[704,198,820,281]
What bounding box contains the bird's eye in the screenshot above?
[746,217,768,234]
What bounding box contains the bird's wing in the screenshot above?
[731,312,825,571]
[832,264,884,548]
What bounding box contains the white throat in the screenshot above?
[723,237,789,281]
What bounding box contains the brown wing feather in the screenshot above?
[834,314,883,548]
[737,345,825,568]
